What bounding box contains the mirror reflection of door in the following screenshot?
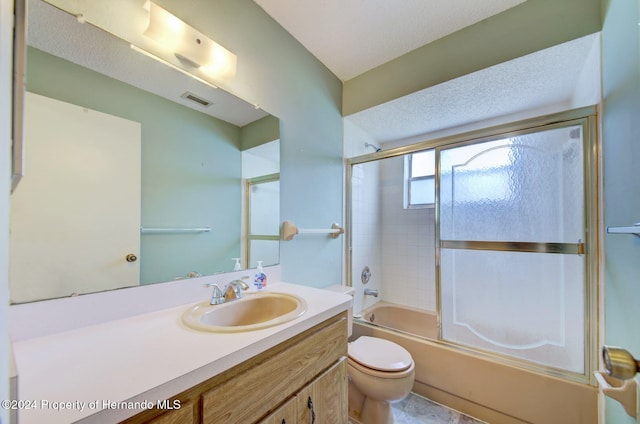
[10,92,141,303]
[245,175,280,269]
[241,140,280,270]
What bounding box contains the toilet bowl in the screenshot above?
[347,336,415,424]
[323,285,416,424]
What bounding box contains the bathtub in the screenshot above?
[353,302,598,424]
[358,301,437,339]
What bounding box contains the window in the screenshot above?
[405,149,435,208]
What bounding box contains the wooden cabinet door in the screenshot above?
[146,400,196,424]
[260,396,297,424]
[295,358,348,424]
[201,315,346,423]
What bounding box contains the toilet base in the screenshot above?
[348,379,365,419]
[349,379,396,424]
[361,397,394,424]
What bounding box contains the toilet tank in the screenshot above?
[325,285,355,337]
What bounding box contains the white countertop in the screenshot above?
[11,281,351,423]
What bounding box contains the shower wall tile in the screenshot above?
[351,161,382,314]
[351,155,436,314]
[380,156,436,312]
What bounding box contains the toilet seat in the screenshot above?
[348,336,413,372]
[348,356,415,380]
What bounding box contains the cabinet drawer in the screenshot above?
[145,400,196,424]
[202,314,347,424]
[259,395,297,424]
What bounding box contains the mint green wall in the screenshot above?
[601,0,640,421]
[241,115,280,151]
[344,0,602,115]
[156,0,344,287]
[26,47,243,284]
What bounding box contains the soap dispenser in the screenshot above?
[232,258,242,271]
[254,261,267,290]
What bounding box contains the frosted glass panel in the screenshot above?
[440,249,585,373]
[249,180,280,234]
[440,126,583,243]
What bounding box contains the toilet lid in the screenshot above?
[348,336,412,372]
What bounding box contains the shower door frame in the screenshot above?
[243,173,280,269]
[345,106,601,384]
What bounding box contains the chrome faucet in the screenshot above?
[207,279,250,305]
[364,288,379,297]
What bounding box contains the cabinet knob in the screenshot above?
[125,253,138,263]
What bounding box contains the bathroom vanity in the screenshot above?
[9,279,351,423]
[125,312,347,423]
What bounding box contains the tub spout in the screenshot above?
[364,288,379,297]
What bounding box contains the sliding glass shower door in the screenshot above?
[438,119,598,377]
[346,107,599,381]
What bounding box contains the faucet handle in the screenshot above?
[206,283,225,305]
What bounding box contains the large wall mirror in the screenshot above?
[10,0,280,303]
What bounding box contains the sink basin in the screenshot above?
[182,292,308,332]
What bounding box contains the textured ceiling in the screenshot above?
[28,0,268,127]
[344,33,600,147]
[254,0,527,81]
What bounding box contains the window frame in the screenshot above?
[405,150,435,209]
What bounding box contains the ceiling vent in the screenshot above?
[180,91,212,107]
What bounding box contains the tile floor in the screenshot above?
[391,393,486,424]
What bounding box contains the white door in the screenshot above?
[10,92,141,303]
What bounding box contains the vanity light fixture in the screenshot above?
[144,1,236,78]
[141,1,237,79]
[130,44,219,90]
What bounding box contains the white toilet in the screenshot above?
[326,285,415,424]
